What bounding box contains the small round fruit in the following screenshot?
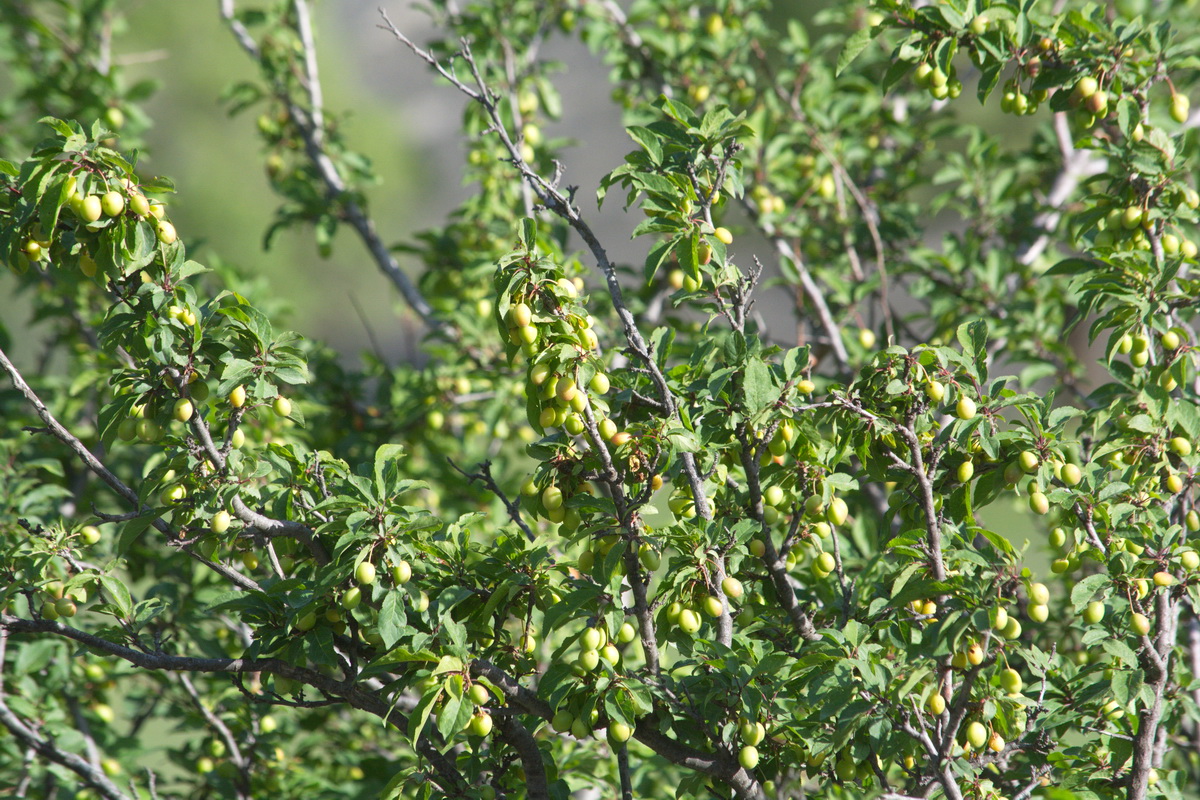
[1029,582,1050,605]
[79,194,103,222]
[54,597,78,617]
[608,721,633,743]
[722,576,744,599]
[161,484,187,505]
[80,525,102,545]
[100,191,125,217]
[826,496,849,526]
[1061,463,1082,486]
[391,560,412,584]
[1000,668,1022,694]
[1153,571,1174,587]
[738,745,759,770]
[295,611,317,631]
[966,643,984,666]
[740,720,766,746]
[1019,450,1040,473]
[542,485,564,511]
[618,621,637,644]
[211,510,232,534]
[703,595,724,618]
[857,328,876,349]
[988,732,1005,752]
[341,587,362,610]
[242,552,258,570]
[469,684,490,705]
[510,303,533,328]
[964,721,988,749]
[927,693,946,716]
[1028,491,1050,515]
[1131,612,1151,636]
[1171,93,1191,124]
[173,398,194,423]
[815,551,837,575]
[1083,601,1105,625]
[576,649,600,672]
[355,561,377,586]
[469,712,493,737]
[229,385,247,408]
[714,227,734,245]
[551,710,574,733]
[1002,617,1023,640]
[1169,436,1192,456]
[956,396,977,420]
[273,396,292,417]
[677,608,701,634]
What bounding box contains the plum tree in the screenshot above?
[0,2,1198,800]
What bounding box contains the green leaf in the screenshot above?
[742,358,776,418]
[837,28,874,76]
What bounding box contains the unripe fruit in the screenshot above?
[763,485,785,507]
[1169,436,1192,456]
[749,539,766,557]
[598,418,618,441]
[956,396,977,420]
[79,194,103,222]
[173,398,194,423]
[576,649,600,672]
[1083,601,1105,625]
[273,396,292,417]
[341,587,362,610]
[211,510,232,534]
[714,227,733,245]
[136,418,162,443]
[1061,463,1082,486]
[1182,550,1200,571]
[1024,581,1049,606]
[738,745,759,770]
[722,576,744,599]
[1153,571,1174,587]
[988,732,1005,752]
[957,460,974,482]
[551,710,574,733]
[469,683,490,705]
[80,525,102,545]
[740,720,766,746]
[510,303,533,328]
[241,552,258,570]
[1171,93,1191,124]
[391,561,412,584]
[925,380,945,402]
[589,373,610,395]
[1000,668,1022,694]
[1131,612,1151,636]
[101,191,125,217]
[469,712,493,737]
[1019,450,1040,473]
[581,626,605,651]
[355,561,376,586]
[230,428,245,448]
[161,484,187,505]
[826,496,848,526]
[542,485,563,511]
[966,643,984,666]
[703,595,724,618]
[608,721,633,743]
[1028,491,1049,515]
[229,385,247,408]
[927,693,946,716]
[990,606,1008,632]
[295,610,317,631]
[815,551,836,574]
[1003,617,1023,640]
[618,621,637,644]
[965,721,988,749]
[677,608,701,634]
[54,597,78,617]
